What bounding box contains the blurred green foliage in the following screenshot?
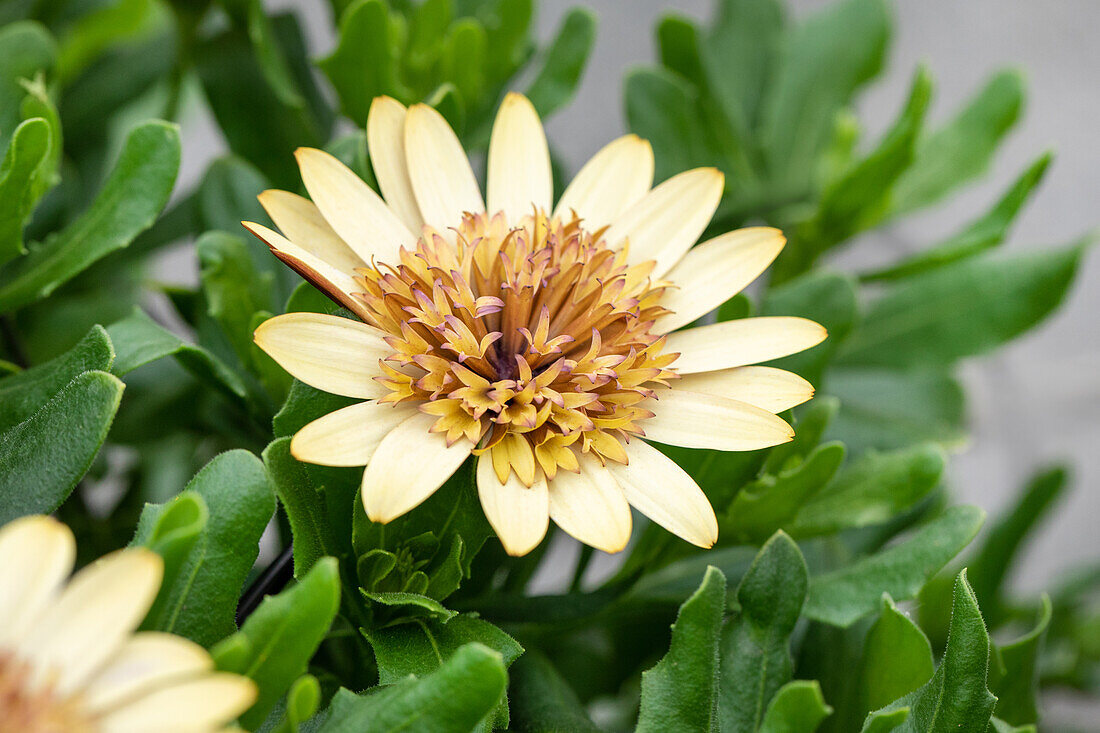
[0,0,1094,731]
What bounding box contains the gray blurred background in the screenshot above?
[172,0,1098,720]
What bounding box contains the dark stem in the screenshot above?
[236,544,295,625]
[0,315,29,369]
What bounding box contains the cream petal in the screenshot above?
[475,456,549,556]
[243,221,369,319]
[553,134,654,232]
[255,190,366,274]
[367,96,424,233]
[84,632,213,713]
[644,388,794,451]
[97,674,257,733]
[487,92,553,222]
[404,104,485,231]
[0,516,75,647]
[18,548,162,696]
[657,227,786,332]
[547,455,632,554]
[673,366,815,413]
[604,167,724,277]
[295,147,415,263]
[291,400,418,467]
[253,312,392,399]
[666,317,828,374]
[607,440,717,549]
[362,411,473,523]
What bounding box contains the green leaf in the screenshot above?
[106,307,247,401]
[699,0,785,140]
[989,718,1035,733]
[861,709,909,732]
[196,155,270,234]
[131,490,208,633]
[318,0,404,127]
[198,231,275,368]
[638,565,726,733]
[788,66,931,270]
[891,70,1025,214]
[804,505,984,627]
[790,443,945,537]
[658,14,705,83]
[839,242,1085,369]
[862,570,996,732]
[0,325,113,432]
[214,557,341,730]
[196,16,330,187]
[0,120,179,313]
[990,595,1051,726]
[368,614,521,683]
[133,450,275,646]
[625,67,717,187]
[508,650,599,732]
[863,153,1052,282]
[857,594,934,716]
[271,673,323,733]
[722,442,845,544]
[361,590,457,623]
[313,643,507,733]
[0,117,50,265]
[761,270,859,384]
[827,367,966,454]
[439,20,486,126]
[0,370,123,523]
[525,8,596,119]
[759,0,890,186]
[719,532,808,733]
[366,613,522,730]
[263,437,343,578]
[967,467,1066,623]
[0,21,56,148]
[758,680,833,733]
[243,0,306,109]
[55,0,163,83]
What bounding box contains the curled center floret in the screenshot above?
[353,211,679,486]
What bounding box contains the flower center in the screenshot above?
[354,211,679,486]
[0,651,96,733]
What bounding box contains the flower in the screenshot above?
[0,515,256,732]
[249,93,826,556]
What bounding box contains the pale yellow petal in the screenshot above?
[84,632,213,713]
[476,456,549,557]
[243,221,368,319]
[0,516,74,647]
[19,548,162,696]
[97,674,257,733]
[657,227,786,332]
[256,189,366,273]
[607,440,718,549]
[367,96,424,233]
[291,400,417,467]
[673,366,815,413]
[362,412,473,522]
[547,454,632,554]
[295,147,415,263]
[666,317,827,374]
[553,134,653,231]
[644,388,794,451]
[253,312,392,399]
[604,167,724,277]
[487,92,552,222]
[404,104,485,231]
